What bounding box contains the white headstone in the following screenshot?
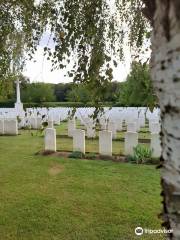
[0,119,4,135]
[127,122,137,133]
[151,133,161,158]
[30,117,37,129]
[37,117,42,129]
[4,119,18,135]
[108,121,117,139]
[149,119,159,132]
[87,125,96,138]
[73,129,85,154]
[48,116,54,128]
[54,114,60,125]
[150,122,161,134]
[125,132,138,155]
[100,118,107,130]
[99,130,112,156]
[48,120,54,128]
[68,119,76,137]
[116,120,123,131]
[45,128,56,152]
[139,116,145,128]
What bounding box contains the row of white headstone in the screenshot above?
[45,124,161,158]
[0,107,160,129]
[0,117,43,130]
[20,117,43,129]
[69,118,161,136]
[125,132,161,158]
[0,114,159,135]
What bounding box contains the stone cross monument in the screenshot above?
[15,79,23,113]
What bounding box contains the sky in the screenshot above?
[23,32,132,84]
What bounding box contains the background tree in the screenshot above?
[0,1,35,100]
[119,61,156,107]
[54,83,73,102]
[0,74,14,101]
[66,84,92,103]
[104,81,121,102]
[0,73,30,101]
[21,82,55,103]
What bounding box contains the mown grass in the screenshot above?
[0,126,164,240]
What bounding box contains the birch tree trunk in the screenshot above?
[150,0,180,239]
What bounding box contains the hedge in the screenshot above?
[0,101,151,108]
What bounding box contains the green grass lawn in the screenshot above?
[0,127,164,240]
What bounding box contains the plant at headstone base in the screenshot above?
[68,151,85,159]
[132,145,153,164]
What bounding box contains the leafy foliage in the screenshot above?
[0,0,151,112]
[21,82,55,103]
[0,67,156,107]
[54,83,73,102]
[0,73,29,101]
[0,74,14,100]
[119,61,156,107]
[66,84,92,103]
[0,1,36,78]
[66,81,121,103]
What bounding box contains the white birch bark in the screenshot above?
[150,1,180,239]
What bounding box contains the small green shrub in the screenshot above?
[68,151,85,159]
[129,145,153,164]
